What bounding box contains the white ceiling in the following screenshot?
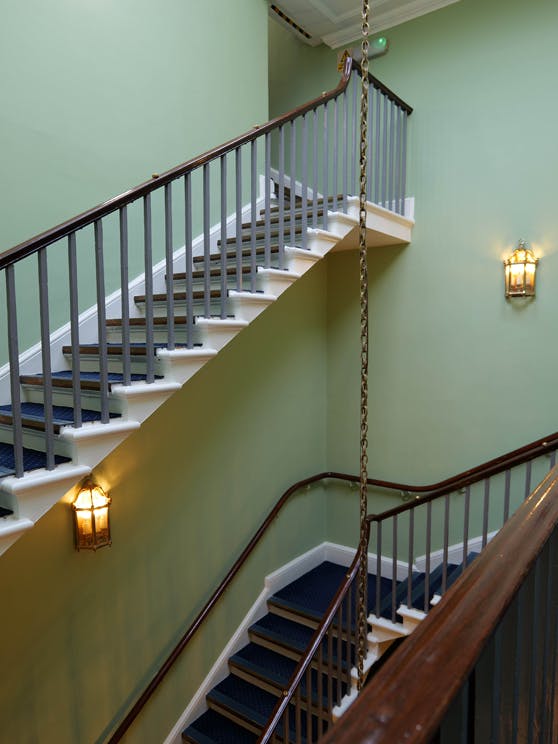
[270,0,461,48]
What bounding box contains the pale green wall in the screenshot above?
[270,0,558,485]
[0,263,329,743]
[0,0,269,362]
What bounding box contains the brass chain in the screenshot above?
[356,0,370,693]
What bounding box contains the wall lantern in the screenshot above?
[72,481,112,551]
[504,239,539,298]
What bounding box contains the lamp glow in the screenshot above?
[504,240,538,298]
[72,481,112,551]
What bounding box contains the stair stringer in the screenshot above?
[0,200,412,557]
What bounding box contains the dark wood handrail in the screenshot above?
[320,466,558,744]
[105,430,558,742]
[0,58,412,271]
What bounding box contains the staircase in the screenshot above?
[181,552,476,744]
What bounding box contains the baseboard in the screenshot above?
[414,530,498,572]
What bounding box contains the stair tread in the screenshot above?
[173,266,253,281]
[230,643,296,688]
[106,316,233,328]
[183,709,258,744]
[20,371,155,391]
[192,244,280,264]
[208,675,277,728]
[269,561,390,622]
[62,342,194,356]
[134,289,222,303]
[0,402,120,430]
[0,441,70,478]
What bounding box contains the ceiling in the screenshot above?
[269,0,461,48]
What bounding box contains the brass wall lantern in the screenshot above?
[72,481,112,551]
[504,240,539,298]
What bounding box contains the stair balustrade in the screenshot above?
[101,430,558,742]
[0,56,411,494]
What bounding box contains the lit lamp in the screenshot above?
[504,239,538,298]
[72,481,112,551]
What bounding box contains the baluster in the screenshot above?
[441,494,450,594]
[342,90,348,213]
[143,197,155,384]
[306,666,312,743]
[203,163,211,315]
[524,460,532,500]
[68,232,83,425]
[424,501,432,612]
[540,538,554,738]
[184,173,194,348]
[389,101,396,211]
[327,625,334,712]
[165,183,175,349]
[333,97,339,214]
[295,685,302,744]
[336,605,343,705]
[463,485,470,570]
[5,266,23,477]
[503,468,511,525]
[491,623,503,744]
[250,140,257,291]
[95,220,110,419]
[282,711,289,744]
[374,88,381,205]
[235,148,243,293]
[392,515,398,623]
[352,73,358,195]
[322,102,329,232]
[301,113,308,250]
[375,521,382,617]
[346,584,353,691]
[407,508,415,607]
[395,106,402,214]
[512,585,526,743]
[220,155,227,319]
[119,209,131,384]
[312,108,318,229]
[550,450,557,469]
[382,94,388,208]
[278,125,285,269]
[401,112,408,216]
[38,248,55,469]
[482,478,490,549]
[264,132,271,268]
[367,83,373,202]
[290,119,297,246]
[528,557,542,740]
[317,644,324,738]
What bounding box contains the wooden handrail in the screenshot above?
[105,430,558,742]
[320,467,558,744]
[0,56,413,270]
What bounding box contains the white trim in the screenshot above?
[0,517,34,558]
[321,0,461,48]
[414,530,498,572]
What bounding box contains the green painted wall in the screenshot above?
[0,0,269,362]
[0,263,329,743]
[270,0,558,485]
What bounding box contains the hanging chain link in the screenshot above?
[356,0,370,693]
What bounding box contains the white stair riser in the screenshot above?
[0,424,72,458]
[228,292,276,323]
[22,384,125,416]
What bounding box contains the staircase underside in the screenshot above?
[0,196,414,557]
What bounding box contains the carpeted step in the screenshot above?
[182,708,258,744]
[0,402,120,434]
[206,675,278,734]
[0,441,70,478]
[20,370,155,392]
[378,571,426,621]
[268,561,391,626]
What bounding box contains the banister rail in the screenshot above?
[320,466,558,744]
[105,430,558,741]
[0,58,411,270]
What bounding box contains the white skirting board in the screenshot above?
[164,541,414,744]
[414,530,498,572]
